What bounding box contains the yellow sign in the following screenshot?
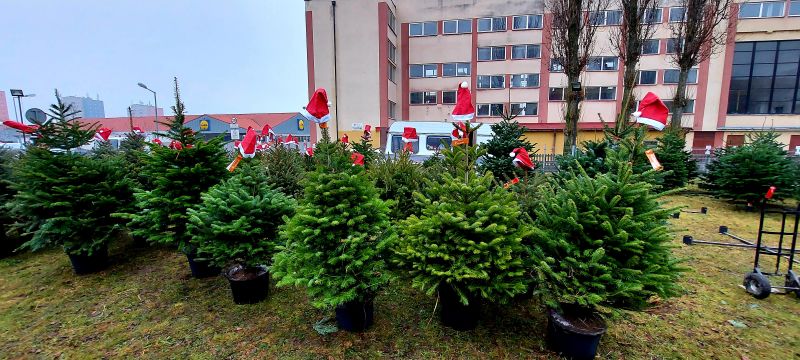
[298,119,305,131]
[199,120,209,131]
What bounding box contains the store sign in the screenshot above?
[199,120,209,131]
[351,123,364,130]
[298,119,305,131]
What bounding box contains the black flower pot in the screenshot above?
[439,283,480,330]
[547,307,607,360]
[224,266,270,304]
[186,253,220,278]
[67,247,109,275]
[335,298,374,332]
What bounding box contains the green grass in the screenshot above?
[1,194,799,359]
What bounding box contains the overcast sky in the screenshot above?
[0,0,307,118]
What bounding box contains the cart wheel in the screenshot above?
[743,272,771,299]
[785,278,800,298]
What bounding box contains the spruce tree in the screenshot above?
[369,150,427,221]
[261,144,306,198]
[703,132,799,203]
[350,129,378,168]
[271,127,394,308]
[125,78,228,249]
[479,117,536,182]
[655,129,696,190]
[0,149,24,256]
[394,142,531,305]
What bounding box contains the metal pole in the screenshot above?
[153,91,159,133]
[17,96,26,144]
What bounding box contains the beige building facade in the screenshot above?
[305,0,800,154]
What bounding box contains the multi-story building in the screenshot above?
[304,0,800,154]
[62,95,105,118]
[0,91,9,121]
[129,103,164,117]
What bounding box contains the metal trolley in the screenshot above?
[683,187,800,299]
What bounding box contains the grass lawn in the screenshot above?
[1,194,798,359]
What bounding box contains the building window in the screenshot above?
[511,74,540,88]
[389,62,396,82]
[589,10,623,25]
[477,103,505,116]
[511,102,538,116]
[388,100,396,119]
[426,135,452,150]
[664,69,698,84]
[410,21,437,36]
[511,44,541,59]
[739,2,785,18]
[669,7,686,22]
[727,40,800,115]
[477,46,506,61]
[549,87,565,101]
[662,99,696,114]
[512,14,543,29]
[637,70,658,85]
[666,38,684,54]
[443,62,471,77]
[477,75,505,89]
[388,41,396,63]
[550,58,564,72]
[443,19,471,34]
[442,91,457,104]
[641,39,660,55]
[584,86,617,100]
[410,64,437,78]
[392,135,419,153]
[388,9,396,33]
[791,1,800,16]
[477,17,506,32]
[587,56,618,71]
[642,8,663,24]
[410,91,437,105]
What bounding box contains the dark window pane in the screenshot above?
[410,65,423,78]
[754,50,776,63]
[549,88,564,100]
[513,16,527,29]
[424,22,437,35]
[756,41,777,51]
[512,45,527,59]
[458,19,472,33]
[410,23,422,36]
[749,89,771,101]
[477,76,490,88]
[443,63,456,76]
[443,21,456,33]
[600,87,616,100]
[477,104,490,116]
[774,76,797,88]
[478,18,491,31]
[733,51,753,64]
[728,90,748,113]
[752,64,774,76]
[771,101,792,114]
[664,70,680,83]
[585,87,600,100]
[606,10,622,25]
[457,63,471,76]
[642,40,659,54]
[442,91,456,104]
[424,92,437,104]
[739,3,761,17]
[776,63,799,76]
[493,17,506,31]
[530,14,543,28]
[750,76,773,89]
[772,89,794,101]
[732,64,751,77]
[781,40,800,50]
[778,49,800,63]
[688,69,699,83]
[587,57,602,70]
[639,71,657,84]
[735,42,754,51]
[492,47,505,60]
[490,104,504,116]
[410,92,422,104]
[491,76,504,88]
[478,47,491,61]
[426,136,451,150]
[747,101,770,113]
[730,78,750,91]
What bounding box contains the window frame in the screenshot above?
[409,21,438,37]
[477,75,506,89]
[388,41,397,64]
[391,135,419,153]
[426,135,452,150]
[549,87,565,101]
[589,9,623,26]
[791,1,800,16]
[409,64,438,78]
[477,17,507,32]
[550,58,564,72]
[510,102,538,116]
[511,44,541,59]
[442,62,471,77]
[388,62,397,83]
[442,90,457,104]
[668,7,686,22]
[663,68,699,84]
[641,39,660,55]
[388,100,396,119]
[586,56,619,71]
[476,103,505,117]
[409,91,437,105]
[477,46,506,61]
[510,73,540,88]
[583,86,617,101]
[662,99,696,114]
[641,8,663,24]
[388,9,397,34]
[512,14,544,30]
[637,70,658,85]
[443,19,472,34]
[739,2,786,19]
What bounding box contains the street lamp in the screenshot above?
[137,82,159,133]
[9,89,36,144]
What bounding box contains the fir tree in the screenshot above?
[350,129,378,168]
[703,132,799,203]
[369,150,427,221]
[394,141,531,305]
[34,89,96,150]
[125,78,228,249]
[188,160,295,269]
[655,129,696,189]
[0,149,24,256]
[271,127,394,308]
[261,144,306,198]
[479,117,536,182]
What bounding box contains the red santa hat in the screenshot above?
[284,134,298,145]
[261,124,275,138]
[132,126,144,134]
[402,127,418,143]
[341,134,349,143]
[351,152,365,166]
[452,121,467,139]
[238,128,257,158]
[510,147,535,171]
[94,128,112,142]
[633,92,669,131]
[305,146,314,157]
[451,82,475,121]
[169,140,183,150]
[2,120,38,133]
[301,88,332,125]
[152,138,163,146]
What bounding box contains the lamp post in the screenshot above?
[137,82,159,134]
[9,89,36,144]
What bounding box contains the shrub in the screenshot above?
[271,128,394,308]
[394,143,531,305]
[187,160,295,269]
[261,144,306,198]
[0,148,25,256]
[529,157,683,312]
[479,118,536,182]
[703,132,799,203]
[655,130,696,190]
[369,151,427,221]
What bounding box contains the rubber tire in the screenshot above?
[743,272,771,299]
[785,278,800,298]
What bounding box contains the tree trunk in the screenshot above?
[563,80,581,156]
[618,61,639,127]
[669,67,691,132]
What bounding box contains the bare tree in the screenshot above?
[545,0,608,155]
[668,0,732,131]
[610,0,660,127]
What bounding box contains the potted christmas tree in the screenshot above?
[7,90,134,274]
[394,125,531,330]
[272,89,394,332]
[529,156,683,359]
[188,159,295,304]
[125,78,228,277]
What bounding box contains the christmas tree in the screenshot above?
[479,117,536,182]
[655,129,696,190]
[261,143,306,198]
[271,126,394,309]
[369,150,427,221]
[703,132,799,203]
[0,149,24,256]
[125,78,228,250]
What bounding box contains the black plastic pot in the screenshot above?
[439,283,480,330]
[335,298,374,332]
[224,266,270,304]
[67,247,109,275]
[186,253,220,278]
[547,308,607,360]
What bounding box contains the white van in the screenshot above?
[385,121,493,159]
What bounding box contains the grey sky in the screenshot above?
[0,0,307,118]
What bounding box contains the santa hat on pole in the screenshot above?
[633,92,669,131]
[169,140,183,150]
[510,147,535,171]
[261,124,275,139]
[284,134,298,145]
[351,152,365,166]
[227,128,257,171]
[341,134,349,143]
[305,146,314,157]
[94,128,112,142]
[3,120,38,133]
[152,138,163,146]
[402,127,418,143]
[451,82,475,121]
[132,126,144,134]
[301,88,332,127]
